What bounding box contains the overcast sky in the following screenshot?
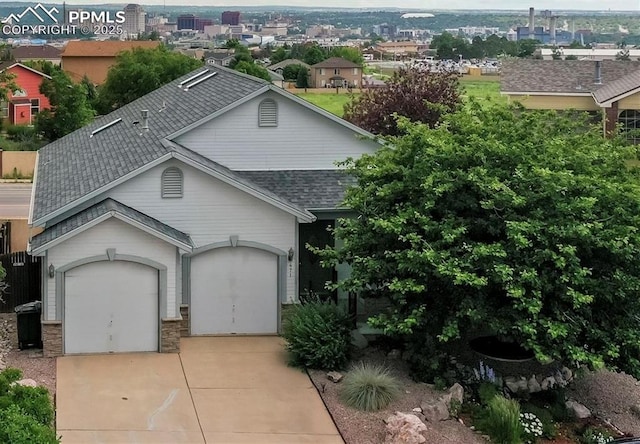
[47,0,639,11]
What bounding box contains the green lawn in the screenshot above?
[295,78,504,117]
[296,93,354,117]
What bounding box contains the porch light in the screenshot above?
[287,248,294,261]
[48,264,55,278]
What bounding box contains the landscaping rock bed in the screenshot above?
[0,313,56,396]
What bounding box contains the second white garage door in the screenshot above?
[64,261,159,354]
[190,247,278,335]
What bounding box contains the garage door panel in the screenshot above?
[64,261,158,354]
[191,247,278,335]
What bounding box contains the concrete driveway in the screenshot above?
[56,337,343,443]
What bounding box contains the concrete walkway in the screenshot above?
[56,336,343,443]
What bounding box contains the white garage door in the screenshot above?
[190,247,278,335]
[64,261,158,354]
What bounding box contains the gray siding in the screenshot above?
[175,91,378,170]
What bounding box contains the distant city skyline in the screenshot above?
[37,0,639,11]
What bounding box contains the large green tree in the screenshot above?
[317,103,640,379]
[343,67,460,136]
[94,46,203,114]
[35,71,94,141]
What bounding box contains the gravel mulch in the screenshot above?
[308,346,640,443]
[0,313,56,396]
[309,349,486,444]
[569,370,640,438]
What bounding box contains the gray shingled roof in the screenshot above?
[33,65,270,223]
[236,170,355,209]
[593,69,640,104]
[31,198,193,251]
[501,59,640,94]
[268,59,310,70]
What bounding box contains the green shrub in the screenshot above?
[477,382,500,406]
[6,124,36,142]
[476,395,522,444]
[580,426,613,444]
[339,362,401,411]
[0,404,59,444]
[521,402,557,439]
[282,299,352,369]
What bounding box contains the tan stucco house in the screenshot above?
[309,57,362,89]
[61,40,160,84]
[501,59,640,141]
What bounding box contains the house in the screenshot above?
[61,40,161,84]
[268,59,310,76]
[0,62,51,125]
[28,65,379,357]
[204,51,235,67]
[309,57,362,89]
[11,45,62,65]
[501,59,640,141]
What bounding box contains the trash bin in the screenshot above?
[14,301,42,350]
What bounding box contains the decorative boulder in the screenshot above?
[14,378,38,387]
[327,371,343,383]
[384,412,428,444]
[448,383,464,405]
[566,400,591,419]
[421,398,450,422]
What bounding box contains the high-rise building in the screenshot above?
[123,4,145,35]
[221,11,241,26]
[177,14,196,30]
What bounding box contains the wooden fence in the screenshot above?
[0,251,41,313]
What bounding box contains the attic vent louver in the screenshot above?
[90,118,122,138]
[162,167,183,198]
[178,69,209,87]
[258,99,278,127]
[184,71,217,91]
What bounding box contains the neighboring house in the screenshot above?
[268,59,310,76]
[12,45,62,65]
[501,59,640,142]
[61,40,160,84]
[204,51,235,67]
[28,65,379,357]
[0,62,51,126]
[309,57,362,88]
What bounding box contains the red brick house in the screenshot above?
[0,62,51,126]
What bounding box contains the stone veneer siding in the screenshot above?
[42,321,62,357]
[179,305,189,337]
[161,318,181,353]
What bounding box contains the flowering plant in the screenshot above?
[520,412,543,443]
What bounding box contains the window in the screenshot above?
[619,110,640,144]
[161,167,183,198]
[353,68,358,75]
[0,101,7,118]
[30,98,39,116]
[258,99,278,127]
[334,68,341,75]
[319,68,325,75]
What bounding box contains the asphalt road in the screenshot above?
[0,184,31,219]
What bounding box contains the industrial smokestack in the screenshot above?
[594,60,602,85]
[550,16,557,45]
[529,7,535,38]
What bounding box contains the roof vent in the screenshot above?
[141,109,149,131]
[90,118,122,138]
[594,60,602,84]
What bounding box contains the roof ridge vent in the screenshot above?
[184,71,217,91]
[90,118,122,138]
[178,69,210,87]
